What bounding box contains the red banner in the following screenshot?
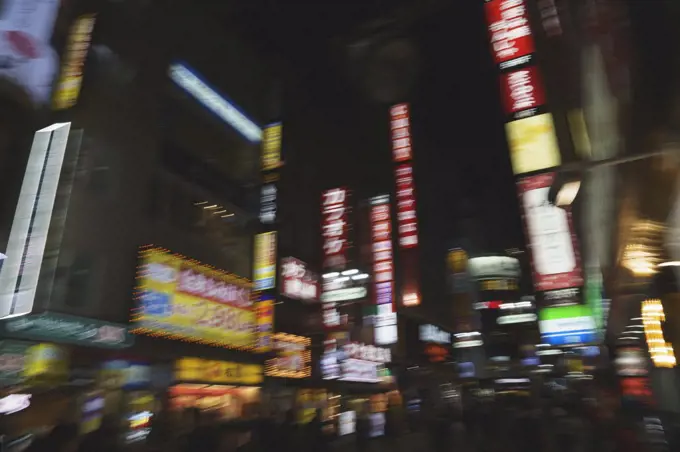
[485,0,536,64]
[395,164,418,249]
[321,188,349,268]
[500,66,546,114]
[390,104,412,162]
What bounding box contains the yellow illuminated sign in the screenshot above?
[24,344,68,380]
[175,358,263,385]
[254,232,277,291]
[262,123,282,171]
[506,113,561,175]
[53,14,96,110]
[642,299,676,368]
[479,279,519,291]
[132,247,255,349]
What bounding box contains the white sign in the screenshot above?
[467,256,521,280]
[0,0,60,105]
[0,123,71,319]
[343,343,391,363]
[419,324,451,344]
[281,258,318,301]
[0,394,31,415]
[375,324,398,345]
[523,187,576,276]
[259,184,277,224]
[320,287,367,303]
[497,313,537,324]
[374,304,397,328]
[340,358,380,383]
[338,411,356,436]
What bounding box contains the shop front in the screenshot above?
[170,357,263,422]
[319,341,397,438]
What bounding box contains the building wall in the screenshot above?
[40,1,274,323]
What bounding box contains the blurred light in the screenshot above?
[536,349,562,356]
[403,292,419,307]
[335,276,350,283]
[455,332,480,338]
[351,274,369,280]
[555,180,581,207]
[169,63,262,142]
[322,272,339,279]
[658,261,680,267]
[341,269,359,276]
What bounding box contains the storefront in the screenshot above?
[169,357,263,422]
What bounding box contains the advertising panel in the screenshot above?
[261,123,282,171]
[175,358,263,385]
[321,342,390,383]
[538,305,596,346]
[0,0,61,105]
[133,247,255,349]
[518,173,584,306]
[390,104,412,162]
[0,123,71,319]
[484,0,536,67]
[395,164,419,249]
[371,197,394,309]
[254,295,274,352]
[322,188,349,269]
[506,113,561,175]
[0,313,132,349]
[259,177,278,225]
[53,14,96,110]
[281,257,319,302]
[265,333,311,379]
[254,232,277,291]
[500,66,546,115]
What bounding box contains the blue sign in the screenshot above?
[542,329,596,347]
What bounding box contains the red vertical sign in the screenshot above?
[321,188,349,269]
[390,103,420,307]
[390,104,413,162]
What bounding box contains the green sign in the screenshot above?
[0,313,133,349]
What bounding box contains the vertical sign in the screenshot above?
[53,14,97,110]
[255,295,274,352]
[517,173,583,307]
[261,123,282,171]
[371,197,394,310]
[484,0,561,176]
[390,104,420,307]
[253,232,277,291]
[390,104,413,162]
[321,188,349,269]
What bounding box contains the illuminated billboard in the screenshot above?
[53,14,96,110]
[0,0,61,105]
[261,123,282,171]
[517,173,584,307]
[265,333,311,379]
[253,232,277,291]
[506,113,561,175]
[0,123,71,319]
[390,104,412,162]
[321,188,349,269]
[132,247,255,350]
[484,0,536,67]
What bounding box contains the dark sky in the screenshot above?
[242,0,526,304]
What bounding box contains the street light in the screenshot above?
[548,147,680,207]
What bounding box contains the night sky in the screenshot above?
[242,0,526,306]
